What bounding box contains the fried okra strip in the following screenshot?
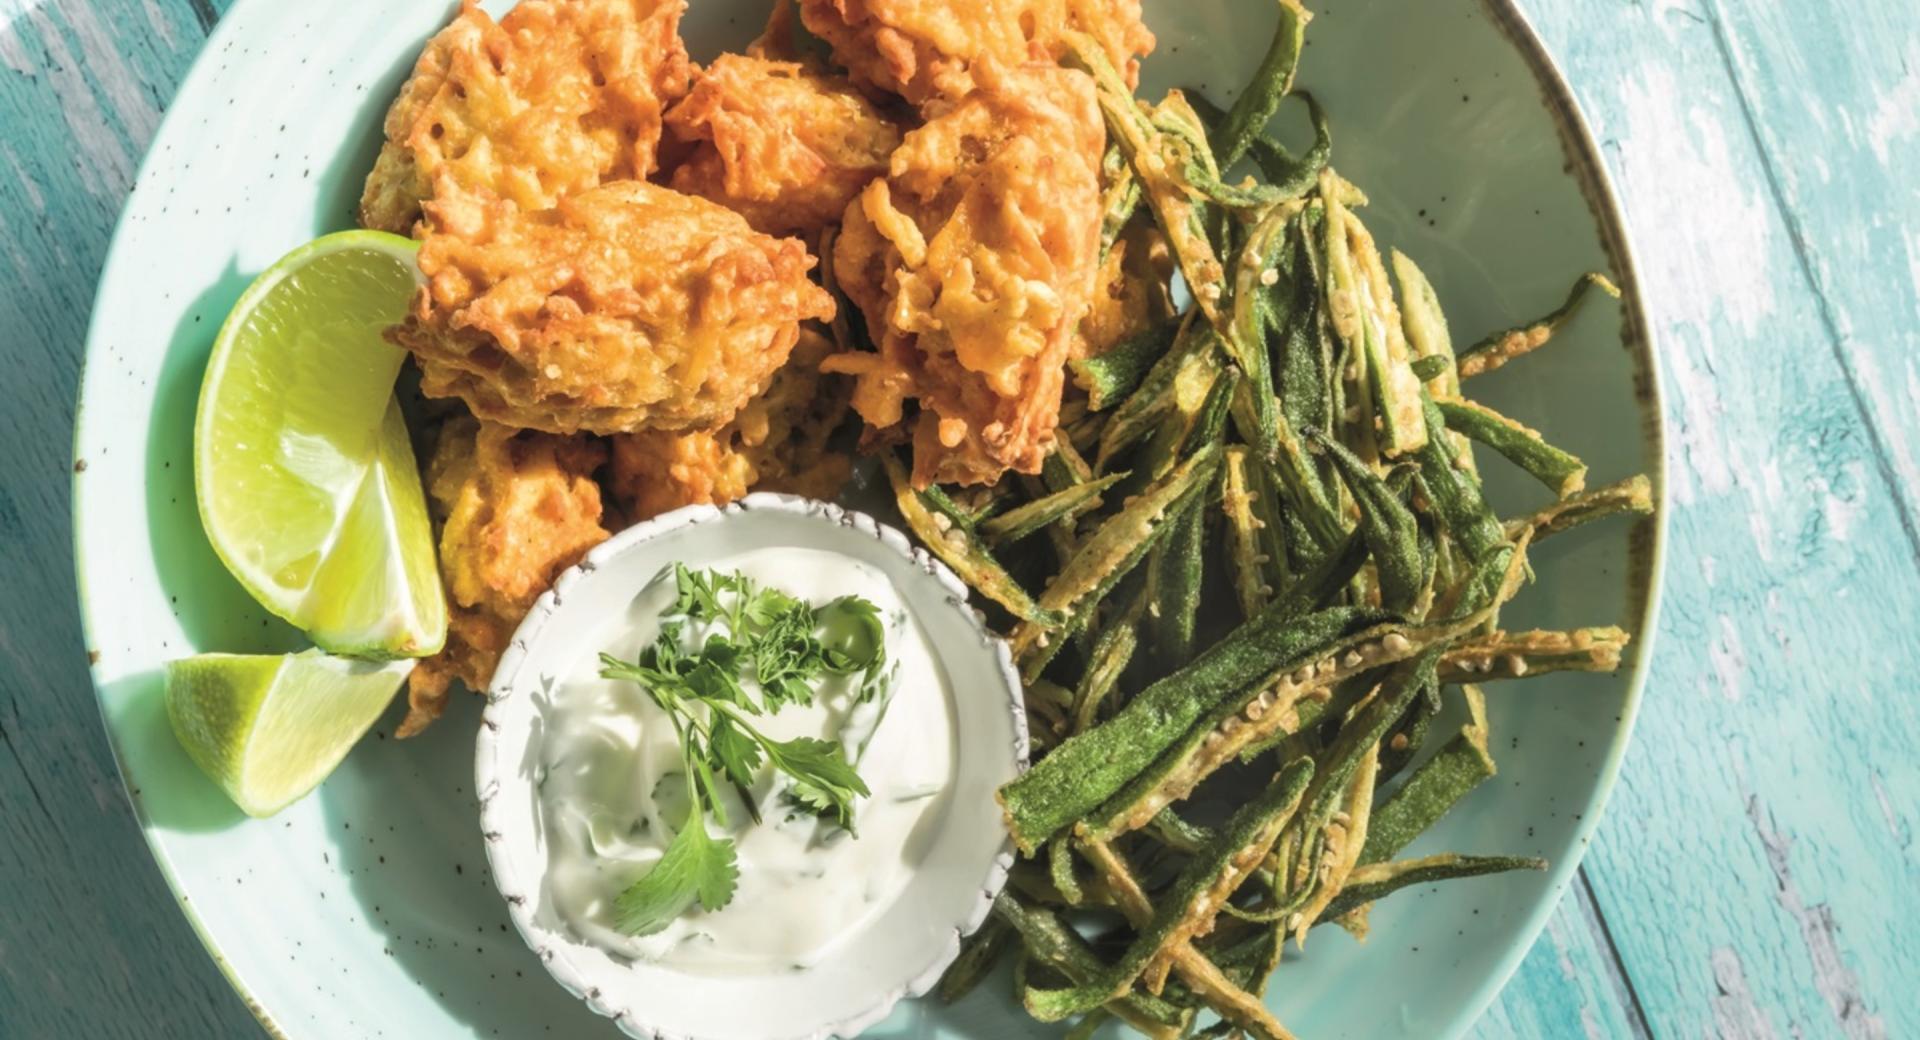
[1322,853,1547,921]
[936,915,1014,1003]
[1458,272,1621,378]
[1415,396,1508,565]
[1145,486,1212,670]
[1072,317,1182,412]
[1287,737,1380,944]
[993,895,1192,1038]
[1221,447,1283,617]
[1065,34,1228,323]
[1507,474,1656,542]
[1010,446,1221,663]
[1436,398,1588,498]
[1000,602,1379,853]
[1073,599,1142,734]
[1099,141,1144,258]
[883,453,1058,624]
[1323,176,1427,457]
[1023,762,1314,1019]
[982,473,1127,545]
[1438,626,1631,682]
[1224,201,1296,456]
[1309,432,1428,613]
[1359,684,1494,864]
[1210,0,1311,169]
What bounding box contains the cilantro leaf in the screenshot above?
[815,596,886,675]
[707,716,762,791]
[599,573,895,930]
[743,585,804,629]
[671,564,725,620]
[687,655,752,712]
[765,736,869,829]
[612,809,738,936]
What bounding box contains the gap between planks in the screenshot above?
[1697,0,1920,566]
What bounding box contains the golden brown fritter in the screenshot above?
[795,0,1153,106]
[824,63,1105,487]
[404,418,610,737]
[360,0,692,236]
[605,427,756,524]
[393,181,837,436]
[606,329,853,522]
[665,54,905,237]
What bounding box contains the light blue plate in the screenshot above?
[73,1,1665,1037]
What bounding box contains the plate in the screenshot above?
[72,1,1666,1037]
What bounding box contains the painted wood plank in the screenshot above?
[1705,0,1920,550]
[0,2,1912,1040]
[1522,0,1920,1036]
[0,1,259,1037]
[1473,877,1650,1040]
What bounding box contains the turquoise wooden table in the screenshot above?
[3,0,1916,1036]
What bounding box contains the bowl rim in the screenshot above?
[475,491,1028,1040]
[1431,2,1670,1036]
[65,0,1669,1037]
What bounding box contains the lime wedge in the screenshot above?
[194,230,446,658]
[166,652,411,817]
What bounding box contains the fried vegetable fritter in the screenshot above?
[360,0,692,236]
[606,328,854,521]
[795,0,1153,105]
[665,54,905,237]
[393,181,836,436]
[403,418,609,736]
[825,62,1105,487]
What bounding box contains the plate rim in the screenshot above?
[67,0,1670,1037]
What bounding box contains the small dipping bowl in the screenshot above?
[477,493,1027,1040]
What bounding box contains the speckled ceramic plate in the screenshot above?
[72,1,1665,1038]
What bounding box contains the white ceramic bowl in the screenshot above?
[476,493,1029,1040]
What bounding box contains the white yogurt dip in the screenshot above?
[536,546,957,975]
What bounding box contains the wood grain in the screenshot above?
[0,2,259,1037]
[1520,0,1919,1036]
[1,0,1916,1037]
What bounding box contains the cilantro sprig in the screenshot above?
[598,565,895,935]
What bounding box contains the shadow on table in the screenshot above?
[97,670,247,834]
[144,263,309,657]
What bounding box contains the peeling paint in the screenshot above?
[1867,773,1909,851]
[136,0,176,51]
[19,7,131,198]
[1863,43,1920,165]
[1747,798,1890,1039]
[0,15,35,77]
[52,0,160,144]
[1707,614,1745,702]
[0,144,44,214]
[1711,948,1780,1040]
[1816,461,1868,543]
[1615,67,1779,338]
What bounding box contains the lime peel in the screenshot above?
[194,229,446,658]
[166,651,412,817]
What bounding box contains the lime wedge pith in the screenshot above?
[165,652,412,817]
[194,230,446,658]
